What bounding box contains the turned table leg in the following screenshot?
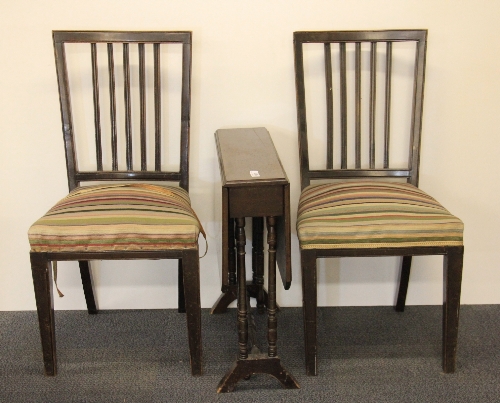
[235,218,249,360]
[266,216,278,357]
[252,217,266,313]
[217,216,299,393]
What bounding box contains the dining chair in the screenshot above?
[293,30,464,375]
[28,31,203,376]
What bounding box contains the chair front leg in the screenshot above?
[182,249,202,375]
[178,259,186,313]
[78,261,98,314]
[395,256,413,312]
[30,252,57,376]
[301,248,318,375]
[442,246,464,373]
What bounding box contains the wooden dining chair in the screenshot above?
[293,30,464,375]
[28,31,203,376]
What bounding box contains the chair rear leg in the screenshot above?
[78,261,98,314]
[301,249,318,376]
[181,249,202,375]
[395,256,412,312]
[30,252,57,376]
[178,259,186,313]
[442,246,464,373]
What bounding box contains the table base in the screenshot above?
[217,354,300,393]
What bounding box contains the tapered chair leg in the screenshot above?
[301,249,318,376]
[442,246,464,373]
[395,256,412,312]
[30,252,57,376]
[78,261,98,314]
[182,249,202,375]
[178,259,186,313]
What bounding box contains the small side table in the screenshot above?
[212,127,299,393]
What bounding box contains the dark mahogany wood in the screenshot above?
[266,217,278,358]
[294,30,464,375]
[300,249,318,376]
[52,30,192,192]
[30,31,201,376]
[154,43,162,171]
[177,259,186,314]
[355,42,361,168]
[78,261,97,314]
[442,246,464,373]
[123,43,132,170]
[252,217,265,313]
[212,128,297,392]
[384,42,393,168]
[180,249,203,375]
[217,355,299,393]
[31,252,56,376]
[211,127,292,314]
[324,43,333,169]
[395,256,412,312]
[236,218,249,360]
[90,43,102,171]
[217,217,299,393]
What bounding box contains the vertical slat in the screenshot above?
[384,42,393,168]
[339,42,347,169]
[107,43,118,171]
[139,43,147,171]
[324,43,333,169]
[355,42,361,168]
[123,43,133,170]
[179,40,192,191]
[91,43,103,171]
[154,43,161,171]
[369,42,377,169]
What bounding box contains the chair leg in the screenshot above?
[30,252,57,376]
[78,261,98,314]
[395,256,413,312]
[301,249,318,376]
[442,246,464,373]
[178,259,186,313]
[181,249,202,375]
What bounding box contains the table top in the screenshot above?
[215,127,288,187]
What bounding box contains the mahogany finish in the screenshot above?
[212,127,292,306]
[30,31,202,376]
[212,128,298,392]
[294,30,464,375]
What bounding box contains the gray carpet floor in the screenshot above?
[1,305,499,402]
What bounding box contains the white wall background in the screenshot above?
[1,0,499,311]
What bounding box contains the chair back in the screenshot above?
[294,30,427,190]
[53,31,192,192]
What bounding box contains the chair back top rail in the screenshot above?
[294,30,427,190]
[53,31,192,191]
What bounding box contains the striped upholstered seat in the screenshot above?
[28,183,202,253]
[297,181,463,250]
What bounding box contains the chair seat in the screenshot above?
[28,183,202,253]
[297,181,463,250]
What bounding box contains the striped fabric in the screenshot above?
[28,183,203,253]
[297,181,463,249]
